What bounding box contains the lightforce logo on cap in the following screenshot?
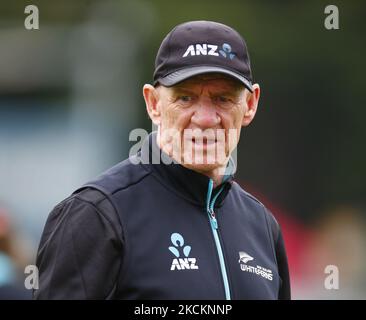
[182,43,236,60]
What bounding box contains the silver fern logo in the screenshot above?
[238,251,254,264]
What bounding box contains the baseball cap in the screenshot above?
[153,20,253,92]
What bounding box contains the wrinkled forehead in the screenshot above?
[174,73,245,90]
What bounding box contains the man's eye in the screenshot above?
[216,96,229,103]
[178,96,192,102]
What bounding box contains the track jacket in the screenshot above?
[34,132,291,300]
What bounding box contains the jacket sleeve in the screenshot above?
[265,208,291,300]
[33,189,123,300]
[275,228,291,300]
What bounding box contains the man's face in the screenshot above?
[145,74,259,174]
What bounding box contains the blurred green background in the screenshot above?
[1,0,365,299]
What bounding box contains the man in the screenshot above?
[34,20,290,300]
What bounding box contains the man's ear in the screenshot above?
[242,83,260,127]
[143,84,161,125]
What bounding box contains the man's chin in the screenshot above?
[180,161,226,175]
[179,149,229,172]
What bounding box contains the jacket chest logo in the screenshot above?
[238,251,273,281]
[169,233,199,271]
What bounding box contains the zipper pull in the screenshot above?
[208,208,218,229]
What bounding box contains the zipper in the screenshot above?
[206,179,231,300]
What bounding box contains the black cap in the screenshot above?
[153,20,253,92]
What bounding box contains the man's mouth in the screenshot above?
[192,137,217,145]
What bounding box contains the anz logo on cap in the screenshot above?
[182,43,236,60]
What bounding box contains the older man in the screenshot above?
[34,20,290,300]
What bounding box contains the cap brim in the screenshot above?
[156,66,253,92]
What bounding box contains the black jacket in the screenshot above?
[34,132,291,300]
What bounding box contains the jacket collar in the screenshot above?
[139,132,234,208]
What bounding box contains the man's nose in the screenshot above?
[190,97,221,128]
